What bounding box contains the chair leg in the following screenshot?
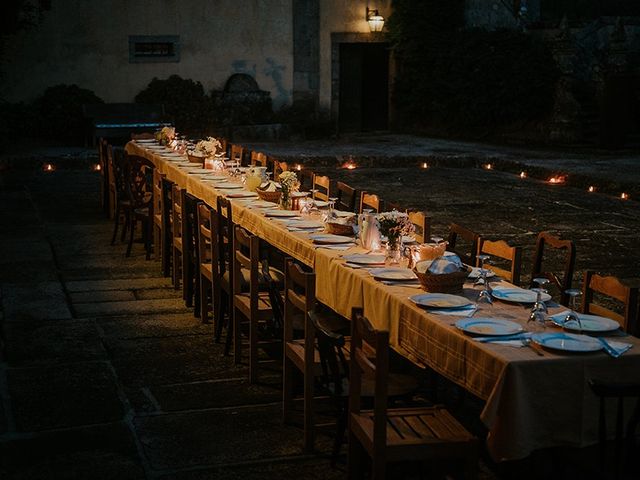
[233,306,242,365]
[282,356,293,424]
[348,431,364,480]
[249,314,258,384]
[332,400,347,465]
[172,247,181,290]
[126,217,135,257]
[214,289,224,343]
[111,204,121,245]
[303,366,314,453]
[199,274,210,323]
[120,210,129,243]
[154,223,161,263]
[145,218,152,261]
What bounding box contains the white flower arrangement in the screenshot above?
[278,171,299,199]
[376,210,415,243]
[160,126,175,144]
[194,137,222,157]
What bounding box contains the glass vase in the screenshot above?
[280,194,292,210]
[386,237,402,265]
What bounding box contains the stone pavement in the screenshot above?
[1,140,638,478]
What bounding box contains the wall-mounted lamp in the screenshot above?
[366,7,385,32]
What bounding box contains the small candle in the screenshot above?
[421,162,428,169]
[621,192,629,200]
[93,164,101,172]
[519,171,527,178]
[43,163,55,172]
[588,185,596,193]
[483,163,492,170]
[295,164,302,171]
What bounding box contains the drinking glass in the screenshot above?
[527,278,550,332]
[562,289,583,333]
[476,254,493,305]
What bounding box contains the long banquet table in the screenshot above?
[126,141,640,461]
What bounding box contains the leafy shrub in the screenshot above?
[32,84,103,143]
[134,75,211,135]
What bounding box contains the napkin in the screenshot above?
[599,338,632,358]
[259,181,277,192]
[418,255,464,274]
[429,305,477,317]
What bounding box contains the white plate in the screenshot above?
[455,318,523,336]
[248,200,278,209]
[313,200,329,207]
[174,162,195,167]
[264,210,300,218]
[342,254,386,265]
[369,268,418,281]
[224,192,257,198]
[491,287,551,304]
[549,312,620,333]
[214,183,243,189]
[532,332,603,352]
[146,146,168,150]
[188,169,215,174]
[467,267,497,280]
[409,293,473,309]
[135,139,157,144]
[335,211,356,218]
[287,221,324,229]
[309,234,354,244]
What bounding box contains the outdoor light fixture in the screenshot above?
[366,7,385,32]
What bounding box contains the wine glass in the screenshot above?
[527,278,550,332]
[476,254,493,305]
[562,289,583,333]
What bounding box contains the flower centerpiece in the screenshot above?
[278,171,299,209]
[377,210,415,263]
[190,136,223,167]
[159,126,175,145]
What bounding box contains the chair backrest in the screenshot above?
[299,168,315,192]
[348,307,389,446]
[274,160,289,179]
[152,169,165,219]
[110,146,128,199]
[250,151,267,167]
[336,181,357,213]
[531,231,576,305]
[232,226,259,307]
[447,223,480,266]
[582,270,639,335]
[230,144,244,165]
[359,192,383,213]
[172,185,186,242]
[312,174,330,202]
[477,238,522,285]
[284,259,316,352]
[197,202,219,276]
[216,196,234,277]
[309,310,350,397]
[124,155,154,209]
[408,210,431,244]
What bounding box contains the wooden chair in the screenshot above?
[312,174,330,202]
[184,193,201,313]
[581,271,639,335]
[347,308,477,479]
[587,379,640,480]
[152,169,168,270]
[531,231,576,306]
[282,259,350,453]
[230,144,245,166]
[107,144,124,223]
[250,151,267,167]
[299,168,315,192]
[123,155,154,259]
[216,196,235,350]
[197,202,220,325]
[171,185,189,294]
[447,223,480,266]
[407,210,431,244]
[359,192,383,213]
[232,226,280,383]
[477,238,522,285]
[274,160,289,179]
[336,181,358,213]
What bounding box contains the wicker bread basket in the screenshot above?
[256,189,282,203]
[413,266,471,294]
[325,222,355,236]
[187,153,205,165]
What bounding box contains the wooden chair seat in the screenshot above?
[351,406,476,460]
[234,291,273,320]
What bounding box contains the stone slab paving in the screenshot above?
[2,154,637,479]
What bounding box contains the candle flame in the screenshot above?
[483,163,493,170]
[548,175,567,184]
[588,185,596,193]
[421,162,428,169]
[43,163,55,172]
[621,192,629,200]
[342,162,357,170]
[94,164,101,171]
[519,171,527,178]
[295,164,302,171]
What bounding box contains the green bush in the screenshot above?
[32,84,104,143]
[134,75,211,136]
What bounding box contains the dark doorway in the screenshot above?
[338,42,389,132]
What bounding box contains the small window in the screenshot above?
[129,35,180,63]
